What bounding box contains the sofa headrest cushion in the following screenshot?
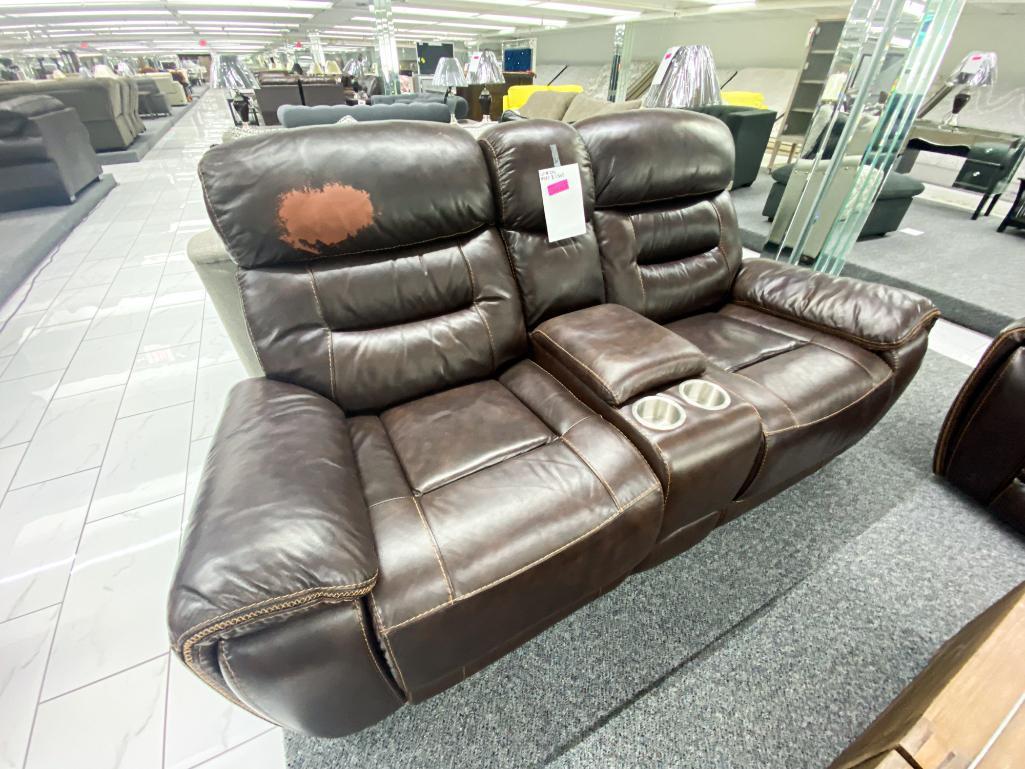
[479,118,594,231]
[0,94,64,136]
[575,109,735,208]
[277,101,450,127]
[199,121,494,268]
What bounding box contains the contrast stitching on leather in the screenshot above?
[560,414,593,436]
[410,496,455,602]
[306,267,336,402]
[367,495,410,509]
[532,329,619,404]
[197,163,239,266]
[945,357,1017,471]
[731,300,940,352]
[934,327,1022,475]
[234,270,266,375]
[383,484,661,633]
[457,241,497,370]
[597,186,725,211]
[808,338,883,382]
[522,360,657,480]
[708,198,731,277]
[560,432,621,509]
[764,373,893,436]
[369,593,410,696]
[625,215,646,311]
[353,601,403,699]
[176,577,377,648]
[177,579,375,716]
[728,368,800,428]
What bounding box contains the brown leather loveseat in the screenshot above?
[169,111,939,737]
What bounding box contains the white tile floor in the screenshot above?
[0,90,996,769]
[0,92,284,769]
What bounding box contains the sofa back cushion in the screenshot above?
[199,122,526,412]
[479,119,605,327]
[278,101,450,127]
[575,109,743,323]
[561,93,641,124]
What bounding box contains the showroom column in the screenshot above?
[607,22,635,103]
[764,0,967,273]
[309,32,326,72]
[373,0,401,95]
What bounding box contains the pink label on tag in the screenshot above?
[547,179,570,195]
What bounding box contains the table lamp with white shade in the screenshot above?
[433,56,467,108]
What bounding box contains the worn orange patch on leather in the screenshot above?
[277,183,374,254]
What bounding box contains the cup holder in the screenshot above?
[631,395,686,431]
[677,380,731,411]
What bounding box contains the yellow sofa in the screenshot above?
[503,84,583,112]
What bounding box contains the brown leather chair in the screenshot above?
[169,114,937,737]
[170,123,663,737]
[479,112,938,567]
[934,319,1025,531]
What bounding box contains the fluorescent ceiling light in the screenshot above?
[479,13,566,25]
[434,21,514,29]
[535,2,640,16]
[416,0,538,5]
[169,0,329,6]
[177,10,313,17]
[388,5,478,17]
[11,9,172,16]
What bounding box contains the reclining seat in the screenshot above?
[479,112,938,568]
[168,123,663,736]
[574,111,938,524]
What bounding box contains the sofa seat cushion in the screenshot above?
[771,162,925,200]
[669,304,896,501]
[350,361,662,700]
[381,379,552,495]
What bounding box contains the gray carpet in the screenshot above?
[0,174,116,306]
[732,174,1025,336]
[285,350,1025,769]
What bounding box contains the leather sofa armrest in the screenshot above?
[733,258,939,350]
[532,303,706,406]
[168,377,378,661]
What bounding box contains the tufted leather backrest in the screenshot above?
[575,109,743,324]
[479,119,605,327]
[199,122,526,413]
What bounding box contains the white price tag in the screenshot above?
[538,163,586,243]
[652,46,680,86]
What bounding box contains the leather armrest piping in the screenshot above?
[731,299,940,352]
[175,576,377,714]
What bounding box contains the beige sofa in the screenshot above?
[144,73,187,107]
[503,90,641,123]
